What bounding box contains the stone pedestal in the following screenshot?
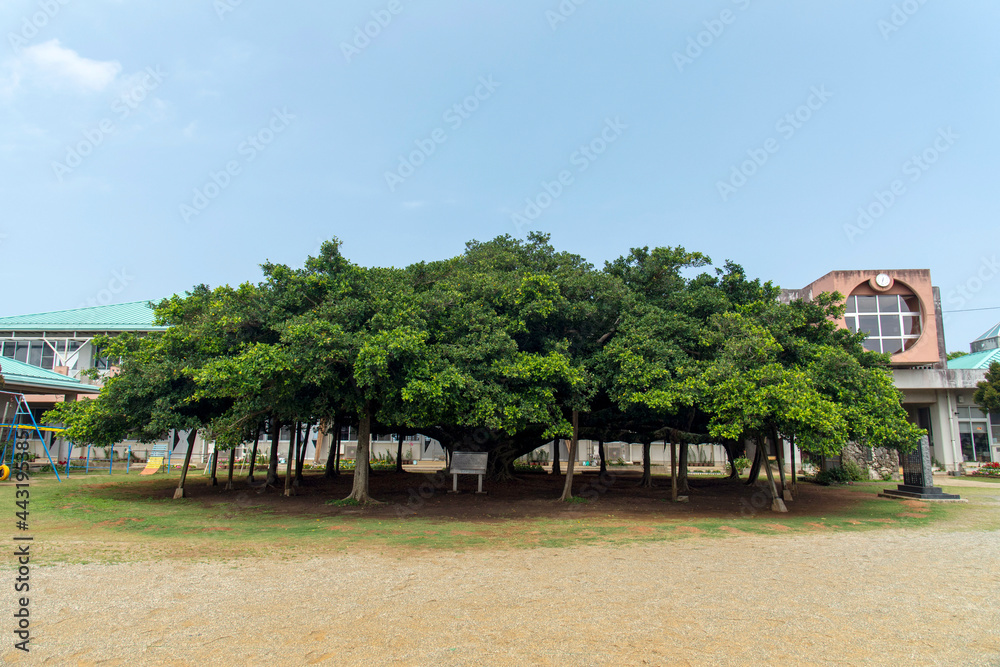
[880,436,963,502]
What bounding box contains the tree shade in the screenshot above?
[46,234,923,502]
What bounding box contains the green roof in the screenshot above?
[0,357,100,394]
[0,301,165,332]
[974,322,1000,342]
[948,348,1000,370]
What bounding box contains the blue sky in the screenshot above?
[1,0,998,349]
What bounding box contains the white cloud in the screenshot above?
[402,200,426,209]
[11,40,121,93]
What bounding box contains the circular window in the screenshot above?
[844,290,922,355]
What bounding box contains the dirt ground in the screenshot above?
[4,472,1000,665]
[6,527,1000,666]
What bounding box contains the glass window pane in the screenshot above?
[855,296,877,313]
[902,315,921,336]
[960,422,972,433]
[845,296,857,313]
[859,315,880,336]
[882,339,903,355]
[901,295,920,313]
[14,343,28,362]
[974,432,990,462]
[878,295,900,312]
[863,339,881,352]
[845,316,858,333]
[1,343,13,358]
[880,315,901,337]
[68,341,81,352]
[28,342,42,366]
[960,433,974,462]
[970,407,986,419]
[41,346,55,369]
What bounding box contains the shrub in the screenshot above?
[728,456,751,475]
[815,461,867,485]
[842,459,868,481]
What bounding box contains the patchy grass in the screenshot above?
[12,471,993,566]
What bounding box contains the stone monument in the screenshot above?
[879,436,963,501]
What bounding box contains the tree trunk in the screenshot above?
[638,441,653,487]
[598,440,607,474]
[396,434,404,473]
[345,405,378,503]
[266,420,281,486]
[759,433,787,512]
[208,443,220,487]
[744,440,763,486]
[670,437,678,501]
[324,417,340,479]
[552,439,561,476]
[246,425,262,484]
[173,429,197,499]
[225,447,236,490]
[284,422,298,497]
[294,423,310,487]
[724,440,739,481]
[486,443,519,482]
[313,419,327,465]
[771,425,788,499]
[677,439,690,493]
[559,410,580,501]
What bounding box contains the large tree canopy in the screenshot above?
[47,233,923,503]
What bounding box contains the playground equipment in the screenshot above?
[64,441,133,475]
[139,443,172,475]
[0,391,139,479]
[0,391,61,481]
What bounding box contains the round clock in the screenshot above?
[875,273,891,287]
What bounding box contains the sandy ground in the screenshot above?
[5,528,1000,666]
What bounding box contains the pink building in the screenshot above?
[782,269,997,471]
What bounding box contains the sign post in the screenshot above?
[448,451,488,494]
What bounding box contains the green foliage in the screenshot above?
[815,460,867,485]
[730,456,751,474]
[974,362,1000,415]
[947,351,969,361]
[46,234,920,486]
[842,459,867,481]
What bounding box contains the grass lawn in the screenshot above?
[15,470,999,565]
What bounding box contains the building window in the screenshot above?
[1,339,83,371]
[957,406,994,463]
[844,293,922,354]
